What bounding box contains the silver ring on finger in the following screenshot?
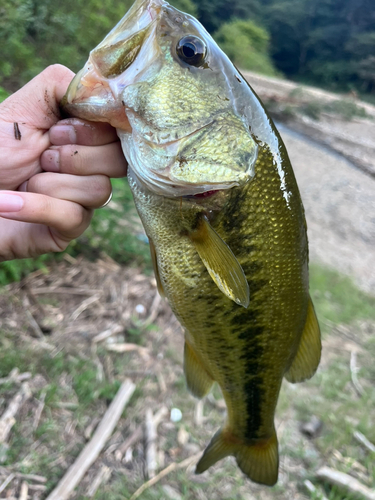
[99,190,113,208]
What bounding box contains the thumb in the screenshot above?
[0,65,75,130]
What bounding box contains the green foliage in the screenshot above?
[0,87,10,102]
[309,264,375,326]
[0,0,133,91]
[264,0,375,93]
[168,0,197,17]
[214,19,277,75]
[0,256,49,286]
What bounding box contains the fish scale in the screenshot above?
[62,0,321,485]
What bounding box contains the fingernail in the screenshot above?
[50,124,77,145]
[42,149,60,172]
[0,193,24,212]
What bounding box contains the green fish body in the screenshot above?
[62,0,321,485]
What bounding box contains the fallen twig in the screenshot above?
[354,431,375,454]
[70,295,101,321]
[115,426,143,462]
[106,343,149,358]
[33,390,46,432]
[18,481,28,500]
[350,351,364,396]
[92,324,123,343]
[0,383,32,443]
[46,379,135,500]
[304,479,329,500]
[0,369,31,386]
[194,400,204,426]
[0,474,15,494]
[15,474,46,484]
[145,407,168,480]
[142,293,161,327]
[129,453,201,500]
[316,466,375,500]
[25,309,44,339]
[31,287,102,296]
[85,465,112,498]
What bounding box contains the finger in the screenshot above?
[21,172,112,209]
[40,142,128,177]
[0,191,92,241]
[49,118,119,146]
[0,65,74,130]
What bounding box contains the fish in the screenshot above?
[62,0,321,486]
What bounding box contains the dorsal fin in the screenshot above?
[284,297,321,383]
[189,215,249,308]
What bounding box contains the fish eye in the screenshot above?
[176,36,206,67]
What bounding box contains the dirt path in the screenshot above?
[279,124,375,294]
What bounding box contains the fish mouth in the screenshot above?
[61,0,166,127]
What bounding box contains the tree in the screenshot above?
[214,19,277,75]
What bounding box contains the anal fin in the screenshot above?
[184,341,214,398]
[196,428,279,486]
[285,296,321,383]
[189,215,249,308]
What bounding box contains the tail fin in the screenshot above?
[195,428,279,486]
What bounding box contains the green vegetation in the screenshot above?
[310,264,375,326]
[1,0,374,96]
[214,19,277,76]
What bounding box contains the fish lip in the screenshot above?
[61,0,165,118]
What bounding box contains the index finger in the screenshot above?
[49,118,119,146]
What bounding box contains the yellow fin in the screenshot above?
[149,237,165,298]
[196,428,279,486]
[189,216,249,308]
[285,297,321,383]
[184,341,214,398]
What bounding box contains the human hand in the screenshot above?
[0,64,127,262]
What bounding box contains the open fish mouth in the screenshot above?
[61,0,165,127]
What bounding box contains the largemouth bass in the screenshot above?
[62,0,321,486]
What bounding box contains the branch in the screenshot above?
[316,466,375,500]
[129,453,201,500]
[353,431,375,454]
[0,383,32,443]
[46,379,135,500]
[350,351,364,396]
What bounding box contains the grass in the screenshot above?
[309,263,375,326]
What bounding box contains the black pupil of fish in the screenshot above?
[182,42,196,58]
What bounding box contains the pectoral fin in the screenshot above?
[189,216,249,308]
[285,297,321,383]
[149,238,165,298]
[184,340,214,398]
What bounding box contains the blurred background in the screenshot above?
[0,1,375,499]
